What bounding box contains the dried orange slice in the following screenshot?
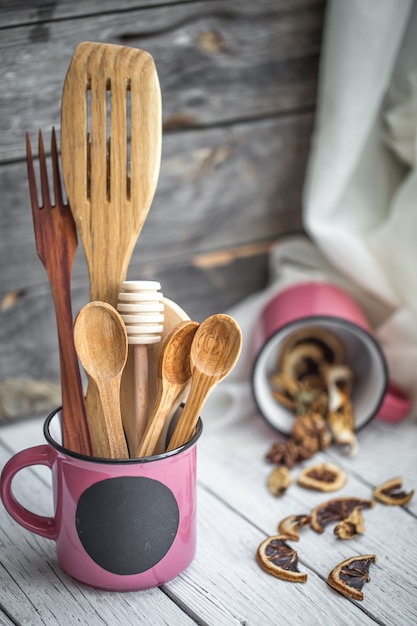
[373,477,414,506]
[297,462,347,492]
[278,514,311,541]
[334,507,365,539]
[310,497,374,533]
[257,535,307,582]
[267,466,292,497]
[328,554,377,600]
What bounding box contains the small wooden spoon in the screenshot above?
[137,320,199,458]
[73,301,129,459]
[167,314,242,452]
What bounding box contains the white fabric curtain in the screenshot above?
[303,0,417,410]
[203,0,417,429]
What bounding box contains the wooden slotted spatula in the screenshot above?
[61,42,162,457]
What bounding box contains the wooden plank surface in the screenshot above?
[0,0,323,162]
[0,407,416,625]
[0,0,321,28]
[0,115,310,298]
[0,0,324,418]
[0,113,310,396]
[0,0,324,161]
[0,0,194,27]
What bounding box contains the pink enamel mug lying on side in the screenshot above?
[251,281,410,435]
[0,408,202,591]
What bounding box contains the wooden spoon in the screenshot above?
[73,301,129,459]
[167,314,242,452]
[61,42,161,455]
[137,320,199,458]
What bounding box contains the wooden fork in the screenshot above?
[26,128,92,455]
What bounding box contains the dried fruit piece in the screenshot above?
[334,507,365,539]
[280,342,327,382]
[373,477,414,506]
[269,372,298,411]
[328,554,377,600]
[325,365,358,456]
[266,439,300,468]
[266,412,331,468]
[297,462,347,492]
[292,412,332,452]
[278,514,311,541]
[278,327,345,373]
[257,535,307,582]
[310,497,374,533]
[267,466,292,496]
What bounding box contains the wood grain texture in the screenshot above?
[61,42,161,452]
[167,314,242,451]
[0,0,196,28]
[0,115,311,298]
[117,280,164,456]
[0,0,324,160]
[73,301,129,458]
[26,129,92,455]
[61,42,162,308]
[0,410,416,624]
[137,320,199,457]
[0,0,323,419]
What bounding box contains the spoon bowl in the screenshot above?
[137,320,199,457]
[167,314,242,451]
[74,301,129,458]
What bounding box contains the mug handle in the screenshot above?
[1,445,57,540]
[377,382,411,424]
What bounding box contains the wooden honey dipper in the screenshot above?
[117,280,164,456]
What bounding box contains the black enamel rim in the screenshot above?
[44,407,203,463]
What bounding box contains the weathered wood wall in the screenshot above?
[0,0,325,419]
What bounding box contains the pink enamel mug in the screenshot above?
[1,408,202,591]
[251,281,410,435]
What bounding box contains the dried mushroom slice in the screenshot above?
[325,365,358,456]
[373,477,414,506]
[278,514,311,541]
[278,327,345,372]
[297,462,347,492]
[310,497,374,534]
[280,342,327,383]
[257,535,307,582]
[328,554,377,600]
[334,507,365,539]
[267,466,292,497]
[269,372,298,411]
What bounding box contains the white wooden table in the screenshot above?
[1,403,416,625]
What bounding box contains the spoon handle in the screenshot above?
[167,373,210,451]
[95,377,129,459]
[153,384,191,455]
[136,385,179,457]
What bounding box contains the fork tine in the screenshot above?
[51,126,64,209]
[26,131,40,211]
[38,129,51,209]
